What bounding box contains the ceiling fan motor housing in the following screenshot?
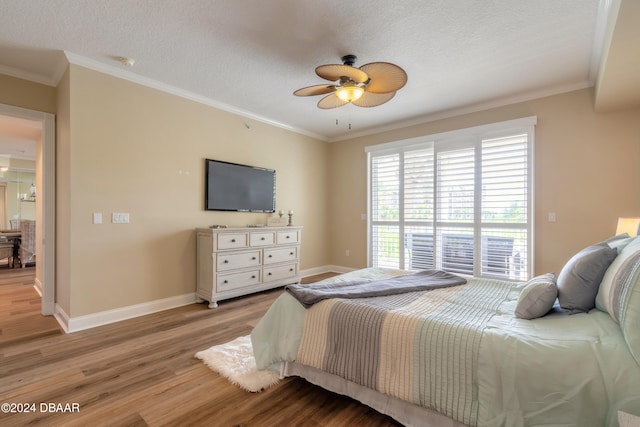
[341,54,358,66]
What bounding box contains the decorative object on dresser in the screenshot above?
[267,217,287,227]
[196,226,302,308]
[267,210,288,227]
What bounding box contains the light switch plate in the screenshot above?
[112,212,130,224]
[93,212,102,224]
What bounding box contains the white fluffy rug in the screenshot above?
[195,335,280,392]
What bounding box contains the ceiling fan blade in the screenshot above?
[315,64,369,83]
[317,93,349,109]
[359,62,407,93]
[293,84,336,96]
[352,91,396,108]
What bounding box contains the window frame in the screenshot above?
[366,116,536,280]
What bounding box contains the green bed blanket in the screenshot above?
[251,268,640,426]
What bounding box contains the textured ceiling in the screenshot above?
[0,0,634,145]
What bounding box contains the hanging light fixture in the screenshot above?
[336,81,364,102]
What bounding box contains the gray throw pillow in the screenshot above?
[515,273,558,319]
[557,243,618,314]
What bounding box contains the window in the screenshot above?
[367,117,535,280]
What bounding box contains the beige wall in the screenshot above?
[328,88,640,275]
[2,67,639,319]
[0,74,56,114]
[61,65,329,317]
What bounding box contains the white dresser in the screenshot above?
[196,226,302,308]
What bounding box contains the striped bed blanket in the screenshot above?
[295,278,512,426]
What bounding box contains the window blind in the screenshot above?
[371,153,400,269]
[367,117,535,280]
[480,134,529,278]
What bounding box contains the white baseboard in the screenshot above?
[55,293,197,333]
[33,278,43,295]
[52,264,359,333]
[33,278,55,316]
[53,305,71,333]
[300,265,356,277]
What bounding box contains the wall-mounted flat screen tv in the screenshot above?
[205,159,276,212]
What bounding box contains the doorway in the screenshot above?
[0,104,55,316]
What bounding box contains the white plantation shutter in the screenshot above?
[436,146,476,274]
[403,147,435,269]
[371,153,400,268]
[404,148,434,223]
[367,117,535,280]
[480,134,529,278]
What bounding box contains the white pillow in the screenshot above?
[515,273,558,319]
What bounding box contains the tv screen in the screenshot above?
[205,159,276,212]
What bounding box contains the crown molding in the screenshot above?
[63,52,328,141]
[328,80,593,143]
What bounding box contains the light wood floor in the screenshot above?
[0,267,61,346]
[0,272,401,427]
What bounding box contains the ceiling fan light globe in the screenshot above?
[336,86,364,102]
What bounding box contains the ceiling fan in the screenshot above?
[293,54,407,109]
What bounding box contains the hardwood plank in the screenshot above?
[0,268,61,347]
[0,271,401,426]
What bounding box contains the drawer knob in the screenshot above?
[251,275,256,279]
[223,280,228,284]
[286,235,290,239]
[290,252,294,255]
[268,272,272,276]
[289,268,294,272]
[223,259,229,263]
[231,239,236,243]
[268,254,273,258]
[251,256,256,260]
[261,237,265,240]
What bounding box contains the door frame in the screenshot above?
[0,103,55,315]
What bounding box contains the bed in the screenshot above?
[250,235,640,427]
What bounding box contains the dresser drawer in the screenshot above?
[277,230,300,245]
[263,263,298,282]
[250,231,275,246]
[216,250,261,271]
[264,247,298,265]
[216,233,248,250]
[216,269,261,292]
